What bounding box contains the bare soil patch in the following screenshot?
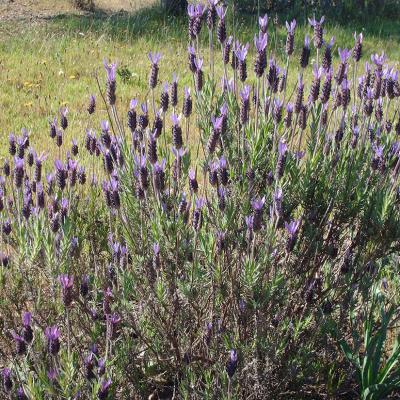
[0,0,156,22]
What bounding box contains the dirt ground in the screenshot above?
[0,0,157,22]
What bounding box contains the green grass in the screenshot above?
[0,4,399,160]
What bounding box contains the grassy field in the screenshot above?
[0,0,399,160]
[2,2,400,399]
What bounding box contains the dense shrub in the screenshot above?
[1,2,400,399]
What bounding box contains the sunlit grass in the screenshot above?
[0,3,399,161]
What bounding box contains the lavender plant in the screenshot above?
[1,4,400,399]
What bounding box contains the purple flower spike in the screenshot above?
[226,349,238,378]
[148,52,162,65]
[171,147,187,159]
[195,3,204,17]
[236,43,249,62]
[2,368,12,392]
[211,115,223,131]
[45,326,61,355]
[374,145,384,158]
[240,85,251,102]
[130,99,138,110]
[285,19,296,34]
[259,14,268,32]
[304,34,310,48]
[171,113,181,126]
[341,79,350,90]
[371,52,386,68]
[219,156,227,169]
[220,102,228,116]
[274,187,283,202]
[103,59,117,82]
[354,32,363,43]
[195,197,206,210]
[188,168,196,180]
[23,312,31,327]
[17,387,27,400]
[59,274,74,290]
[194,57,204,71]
[141,102,148,114]
[278,140,288,155]
[338,48,351,63]
[251,197,266,211]
[47,369,58,381]
[216,5,226,20]
[254,32,268,53]
[313,64,324,79]
[308,16,325,26]
[59,274,74,306]
[245,215,254,230]
[188,45,196,56]
[184,86,191,98]
[98,379,112,400]
[327,36,335,49]
[101,120,110,132]
[274,97,284,109]
[285,219,301,235]
[187,4,195,17]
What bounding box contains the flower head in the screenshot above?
[312,64,324,79]
[211,115,223,130]
[354,31,363,43]
[308,16,325,27]
[195,197,206,210]
[285,219,301,235]
[101,120,110,132]
[304,34,310,49]
[103,59,117,82]
[141,102,148,114]
[194,57,204,71]
[259,14,268,32]
[371,52,386,67]
[216,5,226,20]
[236,43,249,62]
[148,52,162,65]
[274,97,284,109]
[338,48,351,63]
[171,113,181,126]
[23,312,31,327]
[240,85,251,102]
[245,215,254,230]
[187,4,195,17]
[278,140,288,155]
[285,19,296,35]
[251,197,266,211]
[45,326,60,341]
[254,32,268,52]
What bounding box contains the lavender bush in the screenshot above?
[1,2,400,399]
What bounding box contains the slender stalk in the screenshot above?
[255,77,260,140]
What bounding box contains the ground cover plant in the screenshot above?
[1,1,400,399]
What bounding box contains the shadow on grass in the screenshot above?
[41,2,400,46]
[47,5,187,43]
